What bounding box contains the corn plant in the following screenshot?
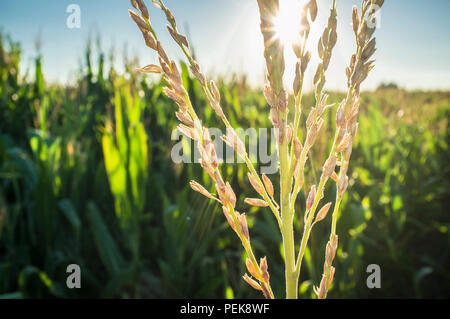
[129,0,384,299]
[102,81,148,268]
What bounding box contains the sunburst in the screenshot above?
[274,0,306,48]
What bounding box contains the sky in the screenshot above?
[0,0,449,91]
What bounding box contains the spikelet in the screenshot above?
[178,124,199,141]
[248,173,264,196]
[245,198,269,208]
[222,128,246,156]
[136,64,163,74]
[129,10,149,33]
[222,206,236,231]
[135,0,149,20]
[246,259,260,279]
[315,202,332,223]
[352,6,360,36]
[330,171,339,183]
[328,266,336,289]
[338,175,349,198]
[243,274,262,291]
[262,174,274,198]
[306,0,318,22]
[306,185,316,211]
[260,257,270,282]
[167,25,189,48]
[210,80,221,102]
[237,213,249,240]
[293,137,303,159]
[190,181,213,199]
[175,111,194,127]
[322,155,337,178]
[226,182,237,209]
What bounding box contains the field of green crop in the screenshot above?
[0,33,449,298]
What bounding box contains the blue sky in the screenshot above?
[0,0,449,91]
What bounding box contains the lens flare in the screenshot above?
[274,0,304,47]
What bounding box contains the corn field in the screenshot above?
[0,27,449,298]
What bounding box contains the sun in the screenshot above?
[274,0,306,47]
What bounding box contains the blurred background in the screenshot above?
[0,0,449,298]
